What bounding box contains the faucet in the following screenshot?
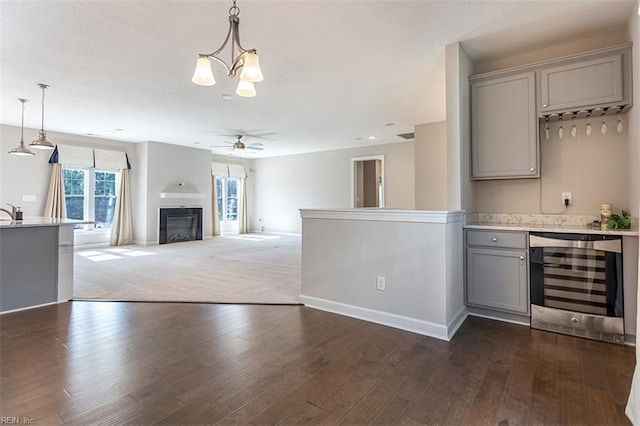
[0,204,17,220]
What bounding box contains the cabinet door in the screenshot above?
[471,71,538,180]
[466,247,528,314]
[539,53,623,114]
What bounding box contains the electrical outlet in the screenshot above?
[22,195,36,202]
[376,276,385,291]
[562,192,572,206]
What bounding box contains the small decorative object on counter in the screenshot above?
[608,210,631,230]
[600,203,613,230]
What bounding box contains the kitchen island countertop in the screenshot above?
[0,217,90,228]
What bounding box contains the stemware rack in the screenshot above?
[538,104,631,123]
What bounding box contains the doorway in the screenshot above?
[351,155,384,208]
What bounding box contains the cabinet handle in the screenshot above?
[530,167,535,172]
[519,255,525,265]
[543,104,548,108]
[492,237,497,242]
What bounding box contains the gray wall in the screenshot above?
[627,12,639,218]
[466,29,637,217]
[0,124,137,218]
[415,121,447,210]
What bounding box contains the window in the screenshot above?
[63,168,118,229]
[215,176,240,222]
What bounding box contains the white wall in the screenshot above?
[137,141,212,245]
[250,142,415,234]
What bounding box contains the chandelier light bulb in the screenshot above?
[616,118,623,134]
[586,122,592,136]
[235,79,256,97]
[239,52,263,82]
[557,124,563,139]
[192,57,216,86]
[601,120,608,135]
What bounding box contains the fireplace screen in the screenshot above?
[159,207,203,244]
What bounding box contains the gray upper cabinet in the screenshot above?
[471,71,538,180]
[537,44,632,116]
[539,53,623,114]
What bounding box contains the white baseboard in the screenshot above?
[446,307,469,340]
[0,300,68,315]
[299,295,453,341]
[74,242,110,250]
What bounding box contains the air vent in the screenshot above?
[397,132,415,140]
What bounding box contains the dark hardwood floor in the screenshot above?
[0,301,635,425]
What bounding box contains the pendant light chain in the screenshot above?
[8,98,35,156]
[39,83,49,132]
[29,83,54,150]
[230,0,239,16]
[21,99,26,142]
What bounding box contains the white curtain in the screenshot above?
[43,163,66,219]
[627,203,640,423]
[212,175,220,237]
[110,169,133,246]
[239,177,248,234]
[56,144,94,167]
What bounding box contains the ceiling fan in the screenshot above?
[211,135,264,152]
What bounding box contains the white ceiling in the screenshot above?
[0,0,636,158]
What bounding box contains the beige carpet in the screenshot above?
[73,233,301,304]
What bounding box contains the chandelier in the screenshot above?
[30,83,55,150]
[191,0,263,97]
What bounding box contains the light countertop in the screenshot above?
[464,222,638,236]
[0,217,92,229]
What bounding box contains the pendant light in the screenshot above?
[29,83,55,150]
[9,99,35,156]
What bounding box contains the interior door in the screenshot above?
[352,156,384,208]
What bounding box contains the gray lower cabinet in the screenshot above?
[0,226,59,312]
[470,71,538,180]
[465,230,529,315]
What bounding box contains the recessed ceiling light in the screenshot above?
[355,137,363,141]
[220,94,234,100]
[114,128,124,132]
[194,141,201,145]
[368,135,377,140]
[384,123,395,127]
[86,133,95,136]
[105,130,116,134]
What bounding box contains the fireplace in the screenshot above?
[159,207,203,244]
